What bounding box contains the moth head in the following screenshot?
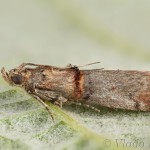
[1,67,25,86]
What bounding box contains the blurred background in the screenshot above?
[1,0,150,70]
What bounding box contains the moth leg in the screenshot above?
[53,96,68,108]
[83,104,100,113]
[34,89,68,108]
[31,94,54,120]
[70,102,100,113]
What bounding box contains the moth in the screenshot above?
[1,63,150,119]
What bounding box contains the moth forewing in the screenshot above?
[1,63,150,120]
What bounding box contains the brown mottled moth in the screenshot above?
[1,63,150,119]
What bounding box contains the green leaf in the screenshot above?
[0,77,149,150]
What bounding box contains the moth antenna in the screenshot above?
[17,63,65,70]
[66,62,101,70]
[17,63,43,71]
[77,62,101,68]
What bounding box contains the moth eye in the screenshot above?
[11,74,23,85]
